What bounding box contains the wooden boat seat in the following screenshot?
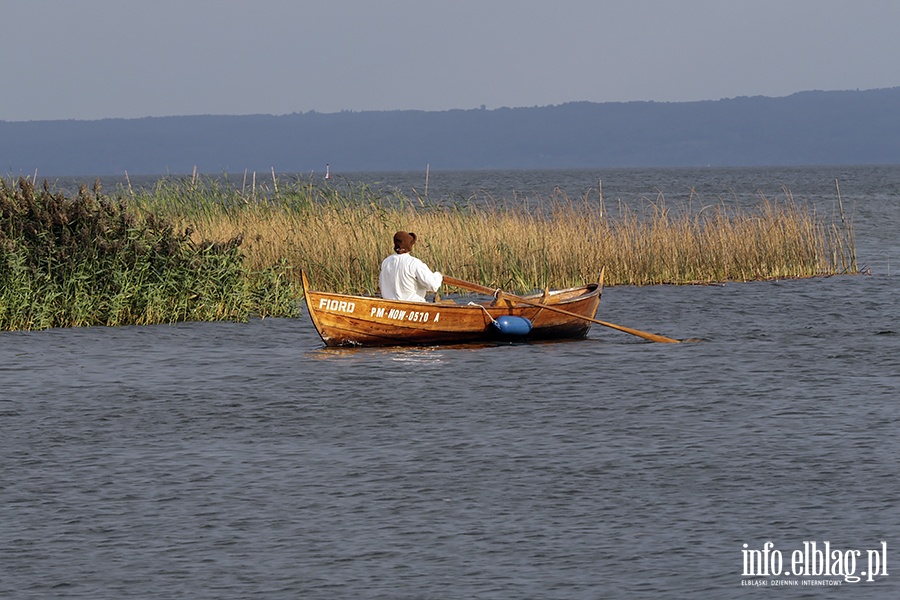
[490,291,516,308]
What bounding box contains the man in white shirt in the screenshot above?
[379,231,443,302]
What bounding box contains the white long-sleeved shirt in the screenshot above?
[379,253,442,302]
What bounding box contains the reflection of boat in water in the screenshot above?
[301,270,603,347]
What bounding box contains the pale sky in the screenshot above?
[3,0,899,122]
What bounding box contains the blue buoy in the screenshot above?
[492,315,533,336]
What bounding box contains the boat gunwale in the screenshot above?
[302,282,600,309]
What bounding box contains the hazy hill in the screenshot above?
[2,88,899,176]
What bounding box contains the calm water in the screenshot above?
[2,167,899,598]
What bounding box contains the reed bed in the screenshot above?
[132,175,857,295]
[1,173,856,331]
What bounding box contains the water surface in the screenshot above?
[2,167,898,598]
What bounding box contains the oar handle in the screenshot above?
[441,275,500,296]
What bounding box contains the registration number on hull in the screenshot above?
[371,307,440,323]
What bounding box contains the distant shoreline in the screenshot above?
[3,88,899,176]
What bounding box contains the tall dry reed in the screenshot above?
[134,175,857,295]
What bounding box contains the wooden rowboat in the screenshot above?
[302,270,604,347]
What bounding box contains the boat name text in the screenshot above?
[319,298,356,314]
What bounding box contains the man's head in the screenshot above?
[393,231,417,254]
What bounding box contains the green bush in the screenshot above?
[0,177,299,331]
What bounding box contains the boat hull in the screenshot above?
[302,271,602,347]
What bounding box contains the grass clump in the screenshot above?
[0,177,299,331]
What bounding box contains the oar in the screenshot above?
[442,275,682,344]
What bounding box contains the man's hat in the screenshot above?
[393,231,417,253]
